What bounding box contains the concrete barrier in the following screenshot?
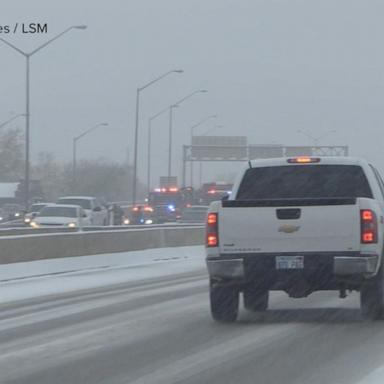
[0,226,205,265]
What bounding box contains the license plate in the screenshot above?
[275,256,304,269]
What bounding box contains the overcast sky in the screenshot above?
[1,0,384,186]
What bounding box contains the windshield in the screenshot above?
[39,206,77,218]
[237,165,373,200]
[57,199,91,210]
[29,204,46,212]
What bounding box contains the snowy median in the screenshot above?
[0,245,206,304]
[0,226,204,264]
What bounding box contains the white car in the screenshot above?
[24,202,49,225]
[56,196,108,226]
[30,204,91,228]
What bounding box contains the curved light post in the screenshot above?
[72,123,108,187]
[132,69,183,205]
[189,114,218,187]
[168,89,207,177]
[0,25,87,209]
[146,105,176,194]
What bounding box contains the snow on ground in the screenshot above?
[0,246,206,304]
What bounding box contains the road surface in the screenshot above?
[1,250,384,383]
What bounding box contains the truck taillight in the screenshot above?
[361,209,378,244]
[206,213,218,247]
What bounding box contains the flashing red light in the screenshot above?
[207,189,216,194]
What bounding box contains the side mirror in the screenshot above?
[93,206,102,212]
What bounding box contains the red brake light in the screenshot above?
[207,235,218,247]
[206,213,218,247]
[361,209,378,244]
[362,210,373,221]
[207,213,217,225]
[362,232,375,243]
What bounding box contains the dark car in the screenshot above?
[128,205,154,225]
[153,204,177,223]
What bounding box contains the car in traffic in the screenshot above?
[56,196,108,226]
[125,205,154,225]
[179,205,208,223]
[0,203,24,222]
[30,204,90,228]
[23,202,49,225]
[152,204,178,223]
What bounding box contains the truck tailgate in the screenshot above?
[219,199,361,254]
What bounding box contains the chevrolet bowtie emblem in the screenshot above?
[278,224,300,233]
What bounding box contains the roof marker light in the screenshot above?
[287,157,321,164]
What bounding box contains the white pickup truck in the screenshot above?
[206,156,384,322]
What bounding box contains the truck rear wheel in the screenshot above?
[361,268,384,320]
[210,283,239,323]
[243,287,269,311]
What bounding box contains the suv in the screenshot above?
[56,196,108,226]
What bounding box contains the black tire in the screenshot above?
[361,267,384,320]
[210,283,239,323]
[243,287,269,312]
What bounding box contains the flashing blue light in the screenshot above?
[140,219,144,223]
[168,205,175,212]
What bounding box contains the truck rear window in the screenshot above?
[236,165,373,200]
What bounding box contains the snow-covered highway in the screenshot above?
[1,246,384,384]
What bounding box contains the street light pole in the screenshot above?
[168,105,176,178]
[0,25,87,210]
[132,69,183,205]
[167,89,207,178]
[189,114,217,187]
[72,123,108,188]
[147,106,171,194]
